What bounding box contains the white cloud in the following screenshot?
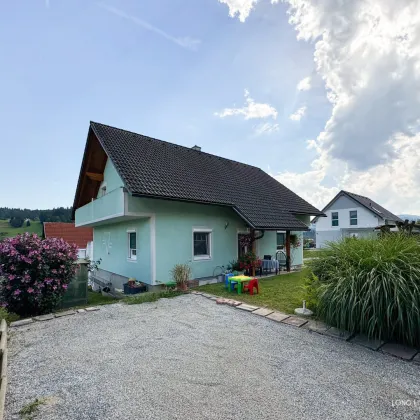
[254,122,280,135]
[297,76,311,91]
[97,3,201,50]
[289,105,306,121]
[273,133,420,214]
[218,0,279,22]
[219,0,420,213]
[218,0,259,22]
[215,90,278,120]
[273,0,420,214]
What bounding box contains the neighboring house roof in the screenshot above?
[313,190,403,224]
[44,222,93,249]
[73,122,324,230]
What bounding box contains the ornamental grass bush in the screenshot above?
[308,234,420,347]
[0,233,78,317]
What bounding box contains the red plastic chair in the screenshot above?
[243,278,259,295]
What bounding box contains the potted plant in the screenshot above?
[228,259,243,275]
[170,263,191,291]
[123,278,147,295]
[238,251,261,276]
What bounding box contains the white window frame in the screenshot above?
[127,229,137,262]
[350,210,358,226]
[192,228,212,261]
[331,211,339,227]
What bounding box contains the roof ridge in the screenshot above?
[90,121,263,171]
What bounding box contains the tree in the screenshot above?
[26,220,31,227]
[9,217,23,228]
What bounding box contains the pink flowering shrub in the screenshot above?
[0,233,78,316]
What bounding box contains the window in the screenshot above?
[332,212,339,227]
[128,231,137,260]
[193,229,212,260]
[350,210,358,226]
[276,232,285,249]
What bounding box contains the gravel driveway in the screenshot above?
[5,294,420,420]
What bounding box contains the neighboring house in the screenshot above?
[313,190,403,248]
[73,122,324,289]
[43,222,93,259]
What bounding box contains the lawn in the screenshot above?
[303,248,323,259]
[0,219,43,238]
[198,270,308,314]
[86,290,120,306]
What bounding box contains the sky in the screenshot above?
[1,0,419,215]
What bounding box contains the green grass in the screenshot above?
[86,290,121,306]
[303,249,322,259]
[0,219,43,239]
[199,270,308,313]
[83,290,183,307]
[125,290,183,305]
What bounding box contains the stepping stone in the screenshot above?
[252,308,274,317]
[10,318,33,327]
[85,307,100,312]
[350,334,385,351]
[201,294,214,299]
[216,298,228,305]
[305,320,330,334]
[76,309,86,313]
[34,314,54,322]
[381,343,418,361]
[237,304,259,312]
[227,300,242,307]
[412,353,420,365]
[210,297,218,301]
[266,312,290,323]
[282,316,308,328]
[55,310,76,318]
[323,327,352,340]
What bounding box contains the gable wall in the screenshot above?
[316,195,382,231]
[97,159,124,198]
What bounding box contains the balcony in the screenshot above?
[75,187,125,227]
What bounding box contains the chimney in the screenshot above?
[192,145,201,151]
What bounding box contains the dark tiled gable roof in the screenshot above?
[343,191,402,223]
[90,122,324,230]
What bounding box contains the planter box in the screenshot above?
[123,283,147,295]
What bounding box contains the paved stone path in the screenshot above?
[193,291,420,363]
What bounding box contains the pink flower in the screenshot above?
[62,284,68,290]
[14,289,21,296]
[8,274,16,281]
[27,288,34,294]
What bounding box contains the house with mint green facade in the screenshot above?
[73,122,324,290]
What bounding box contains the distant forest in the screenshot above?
[0,207,73,224]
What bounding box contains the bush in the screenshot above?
[309,234,420,346]
[0,233,78,317]
[9,217,23,228]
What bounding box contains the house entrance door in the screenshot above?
[238,234,249,258]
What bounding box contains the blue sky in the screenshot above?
[1,0,419,215]
[0,0,329,209]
